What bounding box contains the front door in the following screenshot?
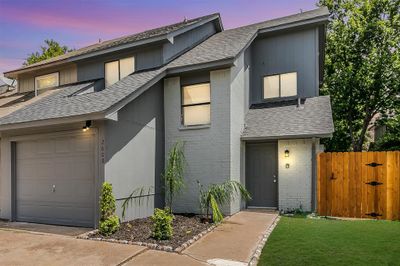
[246,142,278,208]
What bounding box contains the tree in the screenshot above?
[24,39,73,66]
[319,0,400,151]
[370,109,400,151]
[163,142,186,213]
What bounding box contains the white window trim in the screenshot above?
[34,72,59,96]
[263,72,297,100]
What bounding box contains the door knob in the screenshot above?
[52,185,56,192]
[273,179,277,183]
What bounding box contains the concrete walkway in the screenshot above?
[125,210,278,266]
[0,210,278,266]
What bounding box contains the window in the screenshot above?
[35,72,59,94]
[105,56,135,87]
[182,83,210,126]
[263,72,297,99]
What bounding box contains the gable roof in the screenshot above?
[0,7,330,129]
[4,13,222,77]
[169,7,329,71]
[242,96,334,139]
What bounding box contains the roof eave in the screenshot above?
[241,132,333,141]
[167,57,235,75]
[258,15,329,35]
[0,112,106,131]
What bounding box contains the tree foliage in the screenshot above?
[319,0,400,151]
[24,39,73,66]
[370,109,400,150]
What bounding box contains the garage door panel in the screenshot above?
[16,133,95,227]
[17,203,93,227]
[17,181,94,203]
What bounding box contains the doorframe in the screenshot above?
[245,140,279,209]
[10,129,99,227]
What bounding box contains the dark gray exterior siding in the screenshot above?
[163,21,217,63]
[76,45,163,83]
[249,28,319,104]
[104,81,165,219]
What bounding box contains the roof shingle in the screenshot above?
[242,96,334,139]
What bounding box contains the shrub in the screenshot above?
[99,215,120,236]
[151,208,173,240]
[99,182,120,236]
[198,180,251,223]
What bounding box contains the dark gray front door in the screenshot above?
[246,142,278,208]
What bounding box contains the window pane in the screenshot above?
[120,57,135,79]
[280,72,297,97]
[105,61,119,87]
[35,73,59,90]
[183,104,210,126]
[183,83,210,105]
[263,75,279,99]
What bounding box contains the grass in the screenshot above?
[259,216,400,266]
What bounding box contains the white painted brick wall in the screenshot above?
[230,54,247,213]
[278,139,312,212]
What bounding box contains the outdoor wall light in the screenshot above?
[82,120,92,132]
[284,149,290,158]
[285,163,290,169]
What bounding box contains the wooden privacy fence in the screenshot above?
[317,151,400,220]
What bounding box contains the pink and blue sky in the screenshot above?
[0,0,317,74]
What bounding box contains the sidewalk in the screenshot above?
[127,210,278,265]
[0,210,278,266]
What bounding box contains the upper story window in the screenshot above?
[105,56,135,87]
[35,72,59,95]
[263,72,297,99]
[182,83,211,126]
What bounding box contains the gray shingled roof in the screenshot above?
[0,7,330,127]
[4,13,220,74]
[169,7,329,69]
[242,96,334,139]
[0,67,166,125]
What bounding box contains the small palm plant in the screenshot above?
[197,180,251,223]
[163,141,186,213]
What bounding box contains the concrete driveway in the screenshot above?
[0,211,278,266]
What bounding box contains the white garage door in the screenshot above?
[16,132,95,227]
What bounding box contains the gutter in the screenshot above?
[241,133,333,141]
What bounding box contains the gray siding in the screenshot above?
[250,28,319,104]
[163,21,217,63]
[77,46,163,83]
[104,81,164,221]
[164,69,233,214]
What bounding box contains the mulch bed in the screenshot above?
[88,214,212,249]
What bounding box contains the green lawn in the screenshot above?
[259,216,400,266]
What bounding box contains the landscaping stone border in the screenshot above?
[248,215,281,266]
[77,222,219,253]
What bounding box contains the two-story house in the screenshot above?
[0,7,333,228]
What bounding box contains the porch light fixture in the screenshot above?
[82,120,92,132]
[284,149,290,157]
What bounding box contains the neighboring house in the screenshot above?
[0,7,333,228]
[0,76,16,94]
